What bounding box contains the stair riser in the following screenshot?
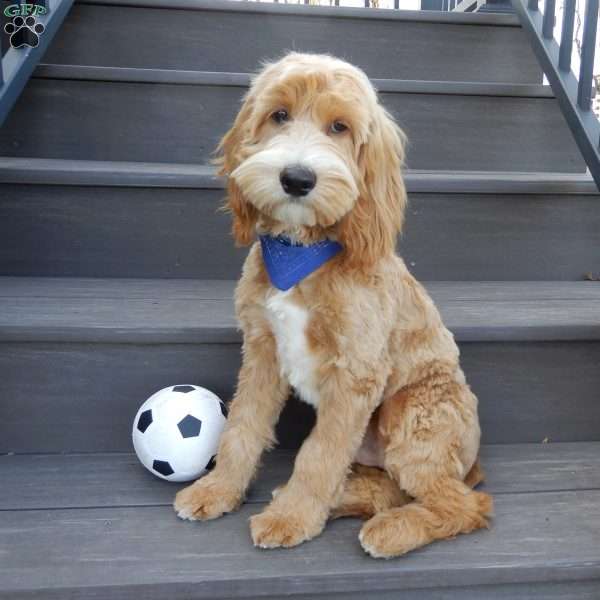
[0,78,584,172]
[1,341,598,453]
[45,3,541,84]
[240,582,600,600]
[2,184,598,281]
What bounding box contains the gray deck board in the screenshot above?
[75,0,522,24]
[33,66,553,97]
[1,443,599,511]
[1,159,597,194]
[2,184,599,280]
[44,2,539,84]
[1,489,599,598]
[0,278,598,343]
[1,341,600,452]
[0,78,583,172]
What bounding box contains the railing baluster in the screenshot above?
[577,0,599,110]
[528,0,539,11]
[542,0,556,38]
[394,0,399,8]
[559,0,576,70]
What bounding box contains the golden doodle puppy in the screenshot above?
[174,52,493,558]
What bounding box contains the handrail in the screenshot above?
[511,0,600,190]
[0,0,74,126]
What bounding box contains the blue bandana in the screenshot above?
[259,234,343,291]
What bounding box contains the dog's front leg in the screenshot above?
[250,370,384,548]
[174,327,289,521]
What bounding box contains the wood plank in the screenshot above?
[2,184,599,280]
[3,278,599,301]
[178,582,600,600]
[1,490,599,598]
[1,443,599,511]
[0,79,583,172]
[0,279,598,343]
[34,66,554,98]
[0,343,599,452]
[44,3,538,83]
[1,159,597,194]
[76,0,522,24]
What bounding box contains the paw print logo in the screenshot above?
[4,16,45,49]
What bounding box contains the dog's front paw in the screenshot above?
[174,474,241,521]
[250,508,324,549]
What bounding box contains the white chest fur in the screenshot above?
[265,290,321,408]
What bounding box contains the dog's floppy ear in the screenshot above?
[215,91,259,247]
[337,105,407,269]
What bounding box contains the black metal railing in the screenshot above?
[0,0,74,125]
[512,0,600,189]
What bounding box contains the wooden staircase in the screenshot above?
[0,1,599,598]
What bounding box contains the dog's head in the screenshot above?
[217,52,407,269]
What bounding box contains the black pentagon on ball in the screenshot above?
[206,455,217,471]
[137,409,153,433]
[219,400,228,418]
[172,385,196,393]
[177,414,202,438]
[152,460,174,477]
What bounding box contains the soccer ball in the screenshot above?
[132,385,227,482]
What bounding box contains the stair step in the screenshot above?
[45,0,541,84]
[0,278,599,452]
[0,70,584,172]
[1,442,598,509]
[1,160,598,280]
[1,278,599,344]
[1,158,597,192]
[1,443,599,599]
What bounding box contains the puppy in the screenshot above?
[174,52,492,558]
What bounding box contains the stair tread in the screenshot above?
[1,84,583,172]
[1,278,599,343]
[1,442,599,510]
[32,64,555,98]
[1,443,599,597]
[76,0,522,25]
[1,157,598,193]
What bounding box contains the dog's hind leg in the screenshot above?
[359,474,492,558]
[330,464,411,520]
[358,364,493,558]
[330,456,484,521]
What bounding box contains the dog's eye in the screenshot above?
[330,120,348,134]
[271,109,289,124]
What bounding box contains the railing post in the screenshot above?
[528,0,538,11]
[542,0,556,38]
[559,0,576,70]
[577,0,599,111]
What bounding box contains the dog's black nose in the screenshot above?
[280,165,317,197]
